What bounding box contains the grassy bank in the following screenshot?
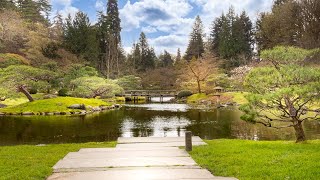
[186,92,248,105]
[0,142,116,179]
[189,139,320,180]
[0,97,111,114]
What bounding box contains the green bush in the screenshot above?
[58,88,68,97]
[177,90,193,98]
[29,87,38,94]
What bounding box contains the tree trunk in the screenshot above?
[18,85,34,102]
[197,80,201,94]
[293,121,306,143]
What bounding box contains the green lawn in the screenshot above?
[0,97,111,113]
[0,142,116,180]
[187,93,208,103]
[189,139,320,180]
[223,92,249,105]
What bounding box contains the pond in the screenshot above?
[1,102,320,145]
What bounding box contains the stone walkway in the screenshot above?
[48,137,237,180]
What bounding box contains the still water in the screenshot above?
[1,101,320,145]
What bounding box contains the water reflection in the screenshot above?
[0,103,319,145]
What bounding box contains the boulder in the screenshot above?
[0,112,5,116]
[45,112,54,116]
[92,107,101,112]
[22,112,35,116]
[80,110,87,115]
[114,104,121,108]
[43,94,57,99]
[68,104,86,110]
[100,106,109,110]
[0,104,7,108]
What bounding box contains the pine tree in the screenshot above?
[106,0,122,78]
[0,0,16,11]
[184,15,205,61]
[176,48,181,63]
[159,50,173,67]
[17,0,50,23]
[210,7,254,69]
[64,11,99,66]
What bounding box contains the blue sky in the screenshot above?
[51,0,274,55]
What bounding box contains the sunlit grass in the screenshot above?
[1,97,111,113]
[190,139,320,180]
[0,142,116,180]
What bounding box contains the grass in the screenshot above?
[189,139,320,180]
[223,92,249,105]
[187,93,208,103]
[0,97,111,113]
[1,94,45,107]
[0,142,116,180]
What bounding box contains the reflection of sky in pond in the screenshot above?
[121,116,190,138]
[125,103,189,112]
[150,97,174,102]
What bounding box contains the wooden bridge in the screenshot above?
[122,90,178,102]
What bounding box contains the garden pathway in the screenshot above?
[48,137,237,180]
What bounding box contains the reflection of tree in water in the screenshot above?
[184,109,235,139]
[0,110,124,145]
[1,106,319,145]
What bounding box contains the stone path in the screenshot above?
[48,137,237,180]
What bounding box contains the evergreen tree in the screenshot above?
[16,0,51,23]
[96,11,109,75]
[175,48,181,63]
[51,13,64,41]
[159,50,173,67]
[184,15,205,61]
[106,0,122,78]
[128,32,155,72]
[64,12,99,67]
[0,0,16,11]
[210,7,254,69]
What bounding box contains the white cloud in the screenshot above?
[142,26,158,34]
[58,5,79,19]
[95,0,105,12]
[119,0,193,33]
[52,0,72,6]
[149,35,188,54]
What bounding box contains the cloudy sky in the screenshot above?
[51,0,274,55]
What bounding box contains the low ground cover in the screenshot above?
[189,139,320,180]
[0,97,111,113]
[0,142,116,179]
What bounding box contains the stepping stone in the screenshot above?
[79,147,179,152]
[48,167,229,180]
[116,141,206,149]
[118,136,204,144]
[53,157,197,170]
[64,149,189,159]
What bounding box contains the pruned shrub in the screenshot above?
[177,90,193,99]
[58,88,68,97]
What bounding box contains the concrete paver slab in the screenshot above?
[64,149,189,159]
[116,141,206,148]
[48,168,219,180]
[79,147,179,152]
[118,136,204,144]
[53,157,197,169]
